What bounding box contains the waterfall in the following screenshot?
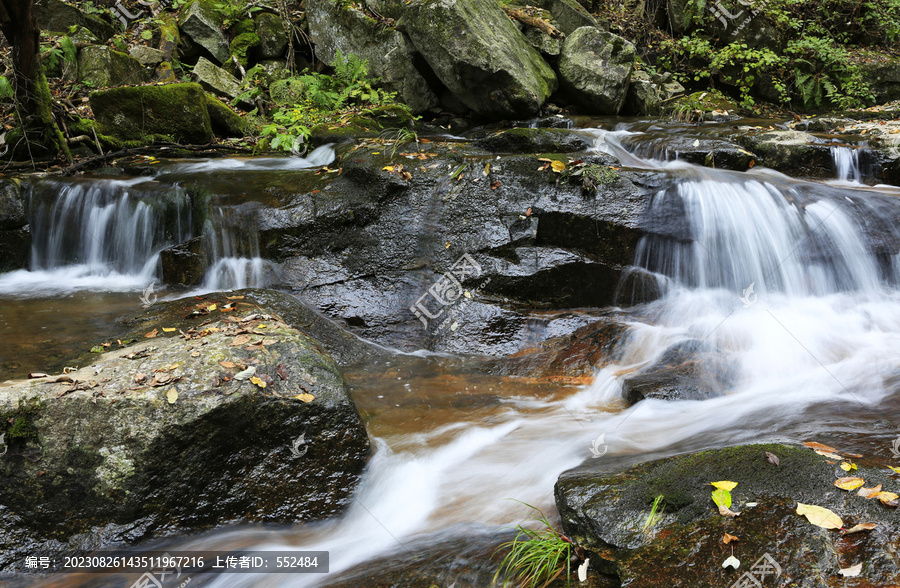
[831,144,862,182]
[200,205,279,290]
[0,178,192,295]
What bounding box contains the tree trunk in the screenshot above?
[0,0,72,162]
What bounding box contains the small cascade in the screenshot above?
[200,205,279,290]
[0,178,191,294]
[831,144,862,182]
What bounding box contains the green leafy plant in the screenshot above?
[493,502,578,588]
[643,494,665,531]
[0,75,12,101]
[261,50,410,153]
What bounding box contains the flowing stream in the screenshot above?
[7,126,900,586]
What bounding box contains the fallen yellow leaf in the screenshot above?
[876,491,899,504]
[711,481,738,491]
[294,393,315,402]
[796,503,843,529]
[250,376,266,388]
[382,165,395,172]
[858,484,883,498]
[834,477,865,491]
[162,327,177,332]
[550,160,565,173]
[840,461,857,471]
[888,466,900,474]
[208,304,217,311]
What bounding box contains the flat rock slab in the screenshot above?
[0,292,369,573]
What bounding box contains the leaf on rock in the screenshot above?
[840,461,857,471]
[233,366,256,381]
[231,334,252,346]
[276,363,288,380]
[166,388,178,404]
[796,503,843,529]
[765,452,780,466]
[723,533,739,544]
[162,327,177,332]
[577,559,589,582]
[876,491,899,505]
[711,481,738,491]
[27,372,49,379]
[295,393,315,402]
[90,345,104,353]
[858,484,883,498]
[550,160,565,173]
[220,361,237,369]
[804,441,839,452]
[816,450,844,460]
[207,304,217,311]
[145,329,158,338]
[712,488,732,508]
[838,563,862,577]
[249,376,266,388]
[718,504,741,517]
[722,555,740,569]
[834,477,865,491]
[843,523,876,535]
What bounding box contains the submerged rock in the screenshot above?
[0,292,370,572]
[557,443,900,587]
[558,27,635,115]
[401,0,557,118]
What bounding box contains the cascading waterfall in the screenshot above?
[0,178,192,295]
[200,205,279,290]
[29,136,900,588]
[831,144,862,182]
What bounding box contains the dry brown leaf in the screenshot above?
[295,393,315,403]
[843,523,877,535]
[804,441,839,452]
[765,451,780,466]
[230,334,252,346]
[858,484,883,498]
[815,450,844,460]
[834,477,865,491]
[190,351,201,357]
[718,504,741,517]
[145,329,158,338]
[723,533,739,544]
[219,361,237,369]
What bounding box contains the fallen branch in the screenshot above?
[502,5,563,38]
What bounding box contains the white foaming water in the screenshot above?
[831,144,862,183]
[158,145,336,174]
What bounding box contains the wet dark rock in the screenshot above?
[0,293,370,573]
[555,443,900,587]
[0,180,25,231]
[622,70,661,116]
[0,181,30,273]
[159,236,207,286]
[614,266,663,305]
[35,0,114,41]
[735,129,834,176]
[254,12,288,59]
[474,127,591,153]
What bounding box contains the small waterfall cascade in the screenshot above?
[831,144,863,182]
[0,178,192,294]
[200,205,279,290]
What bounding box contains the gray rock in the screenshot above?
[856,55,900,103]
[474,127,591,153]
[533,0,598,36]
[0,293,369,572]
[0,180,26,231]
[77,46,149,88]
[559,27,634,115]
[256,59,290,84]
[622,70,661,115]
[401,0,557,118]
[128,45,166,66]
[192,56,241,100]
[254,12,288,59]
[525,27,562,57]
[307,0,438,113]
[178,0,229,64]
[0,228,30,273]
[735,129,834,176]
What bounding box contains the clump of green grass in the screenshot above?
[493,501,577,588]
[643,494,665,531]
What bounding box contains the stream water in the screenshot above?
[4,122,900,587]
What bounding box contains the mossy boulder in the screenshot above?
[230,31,261,68]
[177,0,229,64]
[254,12,288,59]
[556,443,900,587]
[90,83,215,143]
[35,0,114,40]
[77,45,149,88]
[307,0,438,113]
[401,0,558,118]
[0,293,370,572]
[129,45,166,66]
[192,56,242,100]
[532,0,599,36]
[558,27,634,115]
[206,95,246,137]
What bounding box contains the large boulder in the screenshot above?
[77,45,149,89]
[0,292,370,571]
[401,0,558,118]
[307,0,438,114]
[0,180,29,274]
[854,54,900,104]
[556,443,900,587]
[559,27,635,115]
[177,0,230,64]
[90,83,216,143]
[622,70,661,115]
[533,0,599,36]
